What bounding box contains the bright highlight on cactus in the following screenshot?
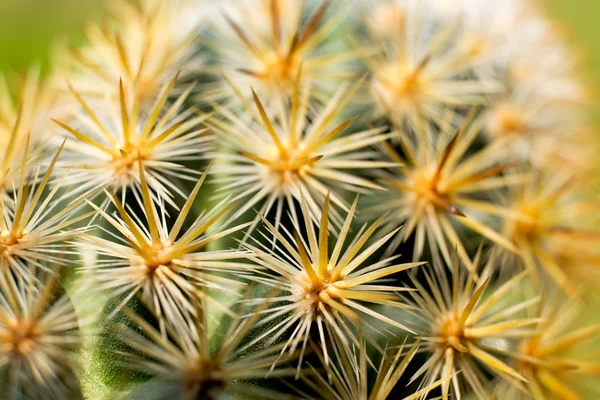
[1,0,599,399]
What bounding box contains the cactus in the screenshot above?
[0,1,599,399]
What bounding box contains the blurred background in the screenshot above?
[0,0,598,92]
[0,0,105,72]
[546,0,600,99]
[0,0,596,128]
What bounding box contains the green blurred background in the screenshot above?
[546,0,600,95]
[0,0,105,73]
